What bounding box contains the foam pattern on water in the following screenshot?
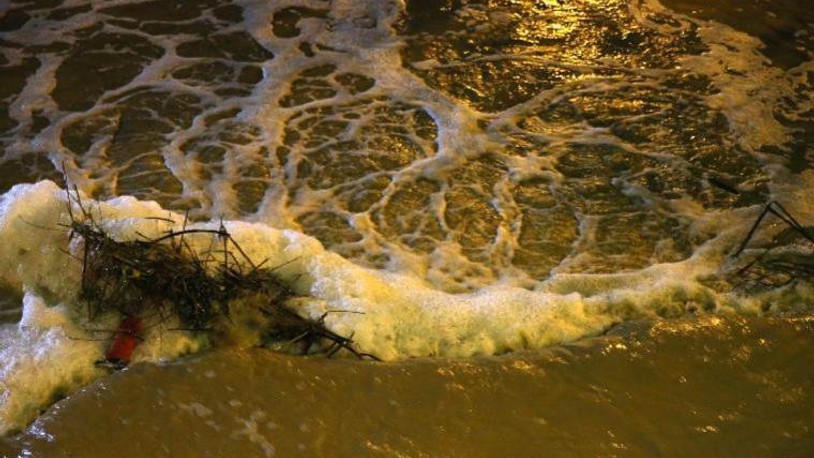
[0,0,812,436]
[0,179,811,434]
[0,0,810,291]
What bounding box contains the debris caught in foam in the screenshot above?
[0,175,811,436]
[726,201,814,297]
[62,185,378,364]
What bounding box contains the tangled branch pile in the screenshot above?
[65,188,376,360]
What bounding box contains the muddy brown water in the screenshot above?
[3,316,813,457]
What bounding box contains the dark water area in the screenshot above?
[661,0,813,175]
[662,0,813,69]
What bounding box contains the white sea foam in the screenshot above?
[0,179,811,434]
[0,0,804,290]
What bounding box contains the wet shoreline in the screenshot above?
[4,315,813,457]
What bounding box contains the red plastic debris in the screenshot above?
[103,316,143,368]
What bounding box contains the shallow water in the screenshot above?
[0,0,812,455]
[4,315,814,457]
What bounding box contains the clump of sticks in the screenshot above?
[64,186,377,361]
